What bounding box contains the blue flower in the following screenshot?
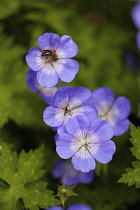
[84,87,131,136]
[25,33,79,87]
[52,160,95,186]
[43,86,98,134]
[56,115,116,172]
[26,69,59,105]
[46,203,93,210]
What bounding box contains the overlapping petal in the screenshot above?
[54,59,79,83]
[37,65,59,87]
[54,86,71,108]
[90,140,116,164]
[88,119,114,142]
[25,48,42,71]
[38,33,61,50]
[72,151,96,172]
[69,87,91,107]
[65,115,89,138]
[56,134,76,159]
[26,69,39,92]
[43,106,64,127]
[56,35,78,58]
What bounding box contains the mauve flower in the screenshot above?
[56,115,116,172]
[25,33,79,87]
[131,1,140,29]
[46,203,93,210]
[84,87,131,136]
[52,160,94,186]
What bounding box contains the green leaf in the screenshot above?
[0,143,60,210]
[118,124,140,188]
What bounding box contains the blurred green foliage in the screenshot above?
[0,0,140,209]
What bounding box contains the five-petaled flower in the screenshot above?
[52,160,95,186]
[43,86,98,134]
[84,87,131,136]
[56,115,116,172]
[25,33,79,87]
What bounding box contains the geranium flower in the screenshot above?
[56,115,116,172]
[84,87,131,136]
[46,203,93,210]
[25,33,79,87]
[26,69,59,105]
[52,160,94,186]
[43,86,98,134]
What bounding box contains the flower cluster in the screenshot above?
[131,1,140,50]
[25,32,131,174]
[46,203,93,210]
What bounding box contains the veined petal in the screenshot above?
[113,96,131,120]
[85,87,115,107]
[111,119,130,136]
[90,140,116,164]
[73,106,98,123]
[56,35,78,58]
[37,33,61,50]
[43,106,64,127]
[37,65,59,87]
[72,151,96,172]
[88,119,113,142]
[25,47,42,71]
[26,69,39,92]
[54,59,79,83]
[54,86,71,108]
[66,115,89,138]
[69,87,91,107]
[56,133,76,159]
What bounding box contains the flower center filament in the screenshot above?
[64,105,73,116]
[41,49,58,64]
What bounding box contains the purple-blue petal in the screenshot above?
[72,153,96,172]
[67,203,92,210]
[43,106,63,127]
[38,33,61,50]
[88,119,114,142]
[111,119,130,136]
[54,59,79,83]
[69,87,91,107]
[78,106,98,123]
[25,47,42,71]
[113,96,131,120]
[37,66,59,87]
[90,140,116,164]
[65,115,90,138]
[52,160,65,178]
[131,1,140,29]
[54,86,71,108]
[85,87,115,107]
[56,133,76,159]
[78,170,95,184]
[26,69,39,92]
[56,35,78,58]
